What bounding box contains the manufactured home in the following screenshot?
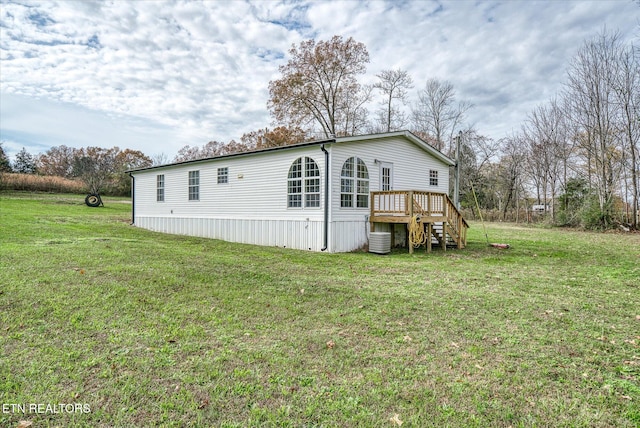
[128,131,468,253]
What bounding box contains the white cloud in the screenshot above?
[0,92,195,156]
[0,0,638,160]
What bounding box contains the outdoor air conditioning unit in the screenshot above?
[369,232,391,254]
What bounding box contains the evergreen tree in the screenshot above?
[13,147,37,174]
[0,142,12,172]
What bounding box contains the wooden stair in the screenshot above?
[370,190,469,254]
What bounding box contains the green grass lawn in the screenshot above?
[1,192,638,427]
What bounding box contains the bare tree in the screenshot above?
[370,107,408,134]
[151,152,170,167]
[411,78,472,153]
[497,135,528,220]
[268,36,370,138]
[564,30,625,228]
[173,141,225,162]
[337,84,373,137]
[463,128,501,172]
[455,128,501,212]
[522,98,569,221]
[173,140,250,163]
[612,43,640,228]
[373,69,413,132]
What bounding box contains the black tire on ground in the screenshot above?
[85,194,102,207]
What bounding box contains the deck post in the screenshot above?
[420,222,429,254]
[370,193,375,233]
[442,222,447,252]
[427,222,432,253]
[408,191,414,254]
[370,192,375,214]
[442,193,447,218]
[390,223,395,248]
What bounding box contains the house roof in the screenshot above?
[127,130,454,173]
[336,131,455,166]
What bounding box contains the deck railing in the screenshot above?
[371,190,459,218]
[370,190,468,249]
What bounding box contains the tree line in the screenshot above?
[1,29,637,229]
[0,144,152,196]
[473,30,639,230]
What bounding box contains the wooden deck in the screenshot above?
[370,190,469,253]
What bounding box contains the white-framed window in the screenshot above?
[287,158,302,208]
[188,170,199,201]
[382,167,391,191]
[429,169,438,187]
[217,167,228,184]
[341,157,369,208]
[304,157,320,207]
[156,174,165,202]
[288,157,320,208]
[380,162,393,191]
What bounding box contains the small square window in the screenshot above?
[429,170,438,187]
[341,193,353,208]
[217,167,228,184]
[305,193,320,208]
[288,194,302,208]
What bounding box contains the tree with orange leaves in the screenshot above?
[268,36,370,138]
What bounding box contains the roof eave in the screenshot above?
[126,137,336,173]
[336,130,455,166]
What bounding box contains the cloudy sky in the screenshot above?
[1,0,638,161]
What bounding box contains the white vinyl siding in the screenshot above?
[133,145,326,221]
[132,145,327,251]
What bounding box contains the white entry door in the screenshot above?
[379,162,394,191]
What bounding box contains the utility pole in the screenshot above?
[454,131,462,210]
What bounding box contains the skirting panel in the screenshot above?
[134,216,326,252]
[330,220,370,253]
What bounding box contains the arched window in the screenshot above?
[288,157,320,208]
[340,157,369,208]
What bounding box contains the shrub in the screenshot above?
[0,173,86,193]
[579,195,613,230]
